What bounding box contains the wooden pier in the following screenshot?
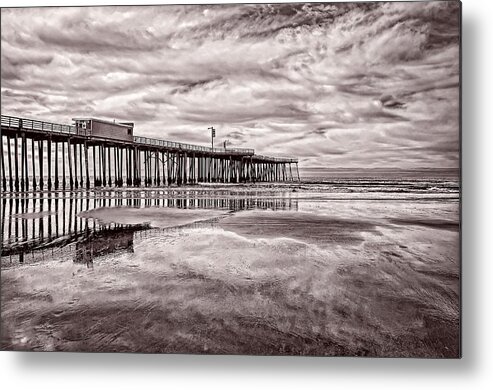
[1,115,299,192]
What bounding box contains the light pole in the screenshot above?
[208,126,215,149]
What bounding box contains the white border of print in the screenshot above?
[1,1,491,390]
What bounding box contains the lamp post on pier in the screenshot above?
[208,126,215,150]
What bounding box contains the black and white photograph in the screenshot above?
[1,1,461,358]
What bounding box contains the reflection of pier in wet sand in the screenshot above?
[1,190,298,264]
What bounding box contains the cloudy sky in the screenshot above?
[1,1,460,169]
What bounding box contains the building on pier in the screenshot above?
[73,118,134,141]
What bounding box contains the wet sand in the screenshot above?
[0,189,459,357]
[79,207,230,229]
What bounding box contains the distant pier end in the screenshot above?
[1,114,300,192]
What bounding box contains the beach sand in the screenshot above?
[0,190,459,357]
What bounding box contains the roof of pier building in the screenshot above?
[72,118,134,129]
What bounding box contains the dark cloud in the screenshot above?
[1,2,460,169]
[226,131,245,141]
[171,77,223,95]
[379,94,406,109]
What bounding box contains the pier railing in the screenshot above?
[1,114,76,135]
[254,154,298,163]
[133,135,254,155]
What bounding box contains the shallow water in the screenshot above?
[1,181,460,356]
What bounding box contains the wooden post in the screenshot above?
[61,141,65,190]
[180,153,183,185]
[153,150,157,186]
[176,153,181,186]
[108,146,112,187]
[209,156,213,183]
[116,146,120,186]
[73,141,78,189]
[98,145,103,186]
[124,147,128,186]
[132,147,136,186]
[144,149,148,186]
[146,150,152,187]
[128,147,133,186]
[211,157,214,183]
[161,151,166,186]
[79,143,84,189]
[113,146,118,187]
[119,147,124,186]
[20,134,25,192]
[151,150,155,186]
[149,150,152,186]
[117,146,121,186]
[204,156,207,183]
[250,157,254,183]
[114,147,119,186]
[137,147,141,186]
[7,138,13,191]
[166,151,171,185]
[92,145,98,186]
[144,150,148,186]
[156,151,161,186]
[102,145,106,187]
[189,154,193,184]
[105,146,112,187]
[134,147,139,186]
[20,133,27,192]
[0,136,6,191]
[84,142,90,189]
[67,138,73,190]
[14,134,19,191]
[24,134,29,191]
[191,154,195,183]
[134,148,138,187]
[142,150,145,186]
[47,140,52,191]
[296,162,300,182]
[54,142,59,189]
[126,147,130,186]
[38,139,44,190]
[31,138,36,190]
[173,153,177,184]
[238,159,241,183]
[197,156,201,182]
